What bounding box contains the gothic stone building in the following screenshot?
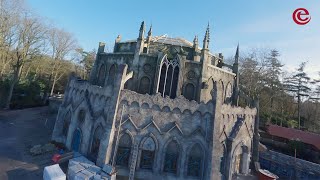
[52,22,257,180]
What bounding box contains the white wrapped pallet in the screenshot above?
[68,164,86,180]
[43,164,66,180]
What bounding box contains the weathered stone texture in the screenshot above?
[52,22,257,180]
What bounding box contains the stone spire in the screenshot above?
[145,25,152,54]
[235,43,239,64]
[115,35,121,43]
[147,24,152,37]
[138,21,145,40]
[203,23,210,50]
[232,44,240,106]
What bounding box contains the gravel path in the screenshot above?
[0,107,57,180]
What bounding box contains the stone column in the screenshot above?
[240,153,250,175]
[240,146,250,175]
[206,82,224,180]
[225,138,234,180]
[98,64,132,166]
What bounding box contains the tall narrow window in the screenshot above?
[164,141,179,174]
[90,125,104,161]
[140,137,156,169]
[157,56,179,98]
[107,64,116,86]
[225,83,232,103]
[158,64,167,95]
[72,128,82,152]
[234,154,241,174]
[78,110,86,124]
[139,76,151,94]
[187,144,203,177]
[62,111,71,137]
[97,64,106,86]
[116,133,132,167]
[183,83,195,100]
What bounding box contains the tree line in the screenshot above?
[0,0,95,109]
[238,48,320,133]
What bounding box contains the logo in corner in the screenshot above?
[293,8,311,25]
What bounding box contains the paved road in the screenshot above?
[0,107,57,180]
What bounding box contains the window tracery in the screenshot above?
[158,56,180,98]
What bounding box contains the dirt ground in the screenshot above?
[0,106,58,180]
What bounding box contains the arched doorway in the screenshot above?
[72,128,82,152]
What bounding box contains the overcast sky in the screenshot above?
[27,0,319,78]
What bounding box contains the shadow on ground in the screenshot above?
[0,107,57,180]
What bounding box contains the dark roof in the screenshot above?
[266,124,320,150]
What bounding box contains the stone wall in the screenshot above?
[260,150,320,179]
[108,90,214,180]
[48,98,62,113]
[52,65,131,167]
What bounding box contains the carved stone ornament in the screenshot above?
[143,64,152,73]
[187,71,196,80]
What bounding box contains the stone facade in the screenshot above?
[52,22,257,180]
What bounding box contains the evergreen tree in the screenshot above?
[263,50,283,123]
[284,62,311,129]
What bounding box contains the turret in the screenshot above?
[193,35,200,62]
[145,25,152,53]
[203,23,210,50]
[131,21,146,90]
[198,24,212,102]
[98,42,106,54]
[138,21,145,40]
[113,35,121,52]
[193,35,198,49]
[147,25,152,40]
[201,23,210,64]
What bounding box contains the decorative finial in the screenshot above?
[203,22,210,49]
[235,43,239,63]
[148,24,152,37]
[138,21,145,39]
[193,35,198,43]
[140,21,145,31]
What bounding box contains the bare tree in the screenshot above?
[47,28,77,96]
[0,0,25,79]
[4,13,46,109]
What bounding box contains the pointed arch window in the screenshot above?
[62,111,71,137]
[116,133,132,167]
[90,125,104,161]
[157,56,180,99]
[187,144,204,177]
[139,76,151,94]
[164,141,179,174]
[107,64,116,86]
[78,110,86,124]
[140,137,156,169]
[97,64,106,86]
[183,83,195,100]
[225,83,233,103]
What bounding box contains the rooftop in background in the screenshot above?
[123,35,193,47]
[266,124,320,150]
